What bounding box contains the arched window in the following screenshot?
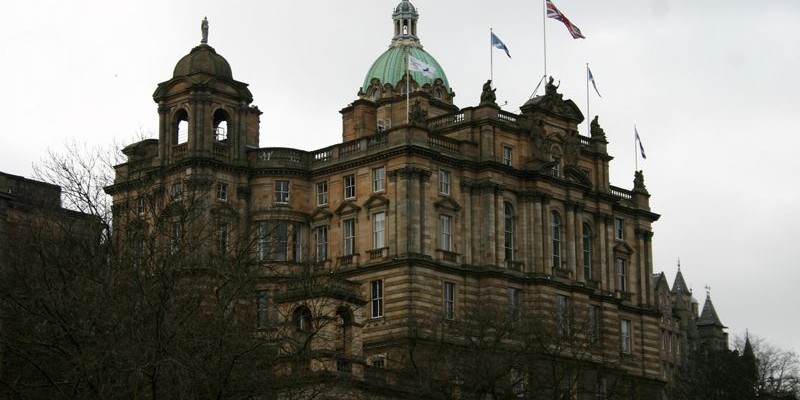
[292,306,312,332]
[174,109,189,144]
[213,109,229,142]
[336,307,353,354]
[504,202,515,261]
[550,211,562,269]
[433,88,443,99]
[583,223,592,280]
[370,88,380,100]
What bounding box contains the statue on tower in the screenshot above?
[545,76,560,96]
[201,17,209,44]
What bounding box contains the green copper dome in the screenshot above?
[362,46,450,91]
[361,0,451,93]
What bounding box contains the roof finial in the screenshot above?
[705,285,711,297]
[677,257,681,271]
[201,17,209,44]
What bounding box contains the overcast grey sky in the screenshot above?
[2,0,798,353]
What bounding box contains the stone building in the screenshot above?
[105,1,669,398]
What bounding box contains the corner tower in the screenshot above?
[152,18,261,166]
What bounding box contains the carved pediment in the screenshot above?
[434,196,462,212]
[335,201,361,216]
[613,241,635,255]
[310,207,333,222]
[520,94,584,124]
[564,165,592,187]
[363,194,390,210]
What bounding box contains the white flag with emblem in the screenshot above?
[408,54,436,78]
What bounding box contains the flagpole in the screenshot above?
[634,124,639,171]
[490,28,494,82]
[586,63,590,136]
[406,48,410,125]
[542,0,547,77]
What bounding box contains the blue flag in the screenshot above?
[491,32,511,58]
[635,127,647,159]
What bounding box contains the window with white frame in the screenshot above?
[315,225,328,261]
[617,258,627,292]
[621,319,632,353]
[502,145,513,166]
[439,169,451,195]
[372,211,385,249]
[372,166,385,192]
[614,218,625,240]
[275,180,289,204]
[316,181,328,206]
[343,218,356,256]
[217,182,228,202]
[257,222,269,261]
[508,288,522,322]
[504,202,515,261]
[551,211,562,269]
[439,214,453,251]
[583,223,592,280]
[443,281,455,320]
[371,280,383,318]
[275,222,288,261]
[343,174,356,200]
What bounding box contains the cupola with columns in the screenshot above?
[152,17,262,166]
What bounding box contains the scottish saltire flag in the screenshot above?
[491,32,511,58]
[546,0,585,39]
[587,65,601,97]
[635,127,647,159]
[408,55,436,78]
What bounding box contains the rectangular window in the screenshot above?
[315,225,328,261]
[552,157,561,177]
[502,145,513,166]
[171,222,181,254]
[508,288,522,322]
[316,181,328,206]
[217,182,228,202]
[275,180,289,204]
[439,215,453,251]
[216,223,228,254]
[443,281,455,320]
[135,196,144,215]
[344,174,356,200]
[556,295,570,336]
[257,222,268,261]
[372,211,385,249]
[614,218,625,240]
[617,258,627,292]
[371,280,383,318]
[621,319,632,353]
[275,222,288,261]
[589,305,601,344]
[594,380,606,400]
[343,219,356,256]
[257,290,269,329]
[372,166,385,192]
[439,170,451,195]
[171,182,182,200]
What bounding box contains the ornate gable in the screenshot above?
[335,200,362,216]
[363,194,390,210]
[434,196,462,212]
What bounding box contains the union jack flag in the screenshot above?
[546,0,585,39]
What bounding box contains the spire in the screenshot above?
[392,1,421,46]
[671,267,691,295]
[697,294,725,327]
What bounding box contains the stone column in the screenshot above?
[532,196,544,274]
[565,202,577,275]
[461,182,473,265]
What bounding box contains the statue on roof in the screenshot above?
[480,79,497,106]
[545,76,560,96]
[201,17,209,44]
[590,116,606,138]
